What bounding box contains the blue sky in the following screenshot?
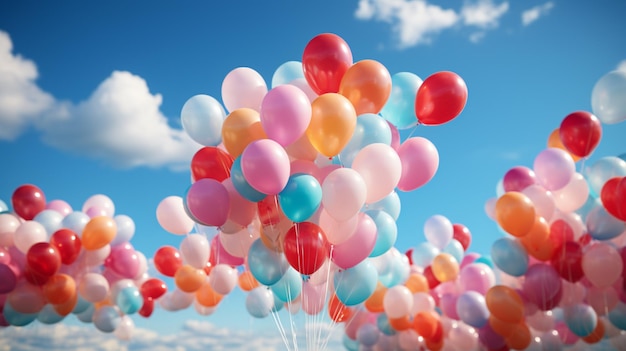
[1,0,625,350]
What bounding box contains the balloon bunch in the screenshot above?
[0,184,159,339]
[151,33,468,349]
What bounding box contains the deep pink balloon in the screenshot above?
[330,213,377,269]
[241,139,291,195]
[522,263,562,310]
[0,263,17,294]
[186,178,230,227]
[260,84,312,147]
[209,235,244,267]
[105,242,140,279]
[503,166,536,192]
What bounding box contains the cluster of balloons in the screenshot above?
[0,184,161,339]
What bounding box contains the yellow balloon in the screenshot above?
[306,93,357,157]
[221,108,267,158]
[431,253,459,282]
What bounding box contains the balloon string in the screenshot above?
[269,299,291,351]
[406,123,420,140]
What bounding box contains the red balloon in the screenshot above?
[550,241,584,282]
[601,176,626,221]
[283,222,329,275]
[11,184,46,220]
[138,297,155,318]
[559,111,602,158]
[25,242,61,285]
[257,195,282,227]
[548,219,574,254]
[415,71,468,126]
[452,223,472,251]
[50,229,82,265]
[302,33,353,95]
[153,245,183,277]
[140,278,167,299]
[190,146,234,183]
[423,266,440,289]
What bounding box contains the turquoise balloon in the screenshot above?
[271,61,304,88]
[379,253,410,288]
[367,210,398,257]
[377,314,396,336]
[609,301,626,330]
[343,334,359,351]
[474,255,494,268]
[339,113,392,167]
[3,301,37,326]
[278,173,322,222]
[491,237,528,277]
[564,304,597,337]
[116,286,143,315]
[366,191,401,220]
[37,304,65,324]
[72,296,91,314]
[270,267,302,302]
[231,156,266,202]
[380,72,422,129]
[248,239,289,286]
[333,259,378,306]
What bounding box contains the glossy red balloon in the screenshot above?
[11,184,46,220]
[452,223,472,251]
[415,71,468,126]
[548,219,574,254]
[25,242,61,285]
[257,195,282,227]
[601,176,626,221]
[302,33,353,95]
[283,222,329,275]
[550,241,584,282]
[138,297,155,318]
[50,229,82,265]
[140,278,168,299]
[153,245,183,277]
[559,111,602,158]
[190,146,234,183]
[423,265,440,289]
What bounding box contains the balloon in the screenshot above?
[7,280,45,314]
[333,259,378,306]
[352,143,402,204]
[495,191,535,237]
[459,263,495,295]
[82,216,117,251]
[116,285,143,315]
[278,173,322,222]
[283,222,329,275]
[381,72,422,129]
[339,59,391,115]
[208,264,238,295]
[190,146,234,183]
[238,270,260,292]
[559,111,602,158]
[82,194,114,218]
[563,304,597,337]
[181,94,226,146]
[241,139,291,195]
[12,184,46,220]
[533,148,576,191]
[339,113,392,167]
[396,137,439,192]
[491,237,528,277]
[331,212,377,269]
[111,214,135,246]
[195,279,223,308]
[180,234,210,269]
[270,267,302,302]
[587,204,626,240]
[328,293,353,323]
[586,156,626,197]
[424,214,453,250]
[412,242,439,268]
[33,209,63,236]
[248,239,289,286]
[271,61,304,88]
[0,262,17,294]
[156,196,194,235]
[93,305,121,333]
[25,242,61,285]
[230,156,266,202]
[221,67,268,112]
[321,168,367,222]
[486,285,524,323]
[302,33,353,95]
[154,245,183,277]
[367,210,397,257]
[502,166,536,192]
[307,93,357,157]
[61,211,90,235]
[0,213,19,247]
[221,107,267,158]
[260,84,312,147]
[49,228,81,265]
[456,291,489,328]
[356,323,380,347]
[14,220,47,254]
[452,223,471,251]
[104,243,140,279]
[591,69,626,124]
[550,241,584,282]
[431,253,459,282]
[2,301,37,327]
[174,264,206,293]
[600,176,626,221]
[522,263,562,310]
[547,128,581,162]
[582,242,622,288]
[246,286,275,318]
[551,172,589,213]
[37,304,65,325]
[415,71,468,126]
[185,178,230,227]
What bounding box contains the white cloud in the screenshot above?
[521,2,554,26]
[617,60,626,73]
[0,30,200,170]
[461,0,509,29]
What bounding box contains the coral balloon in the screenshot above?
[43,274,76,305]
[339,59,391,115]
[302,33,353,95]
[559,111,602,158]
[495,192,535,237]
[486,285,524,323]
[306,93,357,157]
[12,184,46,220]
[153,246,183,277]
[415,71,468,126]
[82,216,117,251]
[174,264,206,293]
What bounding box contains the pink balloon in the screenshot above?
[82,194,115,217]
[105,243,140,279]
[582,242,623,288]
[321,168,367,222]
[521,184,556,221]
[458,263,495,295]
[79,272,110,303]
[208,264,238,295]
[260,84,312,147]
[319,209,359,245]
[0,213,20,248]
[397,137,439,192]
[219,228,258,258]
[502,166,536,192]
[331,213,377,269]
[45,199,73,216]
[241,139,291,195]
[209,235,244,266]
[533,148,576,191]
[221,67,268,112]
[352,143,402,203]
[301,281,327,315]
[222,179,257,229]
[552,173,589,213]
[180,234,210,269]
[383,285,413,318]
[388,121,400,151]
[186,178,230,227]
[156,196,195,235]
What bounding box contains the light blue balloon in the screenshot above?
[585,156,626,197]
[231,156,266,202]
[116,286,143,315]
[587,205,626,240]
[577,194,601,222]
[379,254,410,288]
[61,211,90,236]
[111,214,136,246]
[181,94,225,146]
[609,302,626,330]
[278,173,322,222]
[456,291,489,328]
[377,314,396,336]
[33,209,63,236]
[93,305,121,333]
[365,191,401,220]
[443,239,465,263]
[334,260,378,306]
[356,323,380,347]
[245,287,275,318]
[491,237,528,277]
[76,304,95,323]
[564,304,597,337]
[412,242,439,268]
[343,334,359,351]
[366,210,397,257]
[270,267,302,302]
[37,304,65,324]
[72,296,91,314]
[248,239,289,286]
[271,61,304,88]
[339,113,392,167]
[380,72,422,129]
[3,301,37,326]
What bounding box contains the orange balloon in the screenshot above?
[195,279,223,307]
[405,273,429,293]
[364,282,387,313]
[582,318,605,344]
[495,192,536,237]
[547,128,581,162]
[504,322,531,350]
[238,270,259,291]
[388,314,412,331]
[82,216,117,250]
[53,291,78,316]
[174,264,206,293]
[328,293,352,322]
[486,285,524,323]
[413,311,439,339]
[339,59,392,115]
[519,217,556,261]
[221,108,267,158]
[307,93,357,157]
[431,253,459,282]
[489,315,515,338]
[43,274,76,305]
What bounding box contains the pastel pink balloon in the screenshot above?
[331,213,377,269]
[210,235,244,266]
[241,139,291,195]
[458,262,495,295]
[0,213,20,248]
[7,280,45,314]
[352,143,402,204]
[14,220,47,253]
[552,173,589,213]
[104,242,140,279]
[582,242,623,288]
[319,209,359,245]
[260,84,312,147]
[209,264,238,295]
[82,194,115,217]
[388,121,400,151]
[533,148,576,191]
[397,137,439,192]
[219,228,258,258]
[383,285,413,318]
[322,168,367,222]
[222,179,257,229]
[521,184,556,221]
[186,179,230,227]
[79,272,110,303]
[221,67,268,112]
[156,196,195,235]
[180,234,210,269]
[301,281,327,315]
[45,200,73,216]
